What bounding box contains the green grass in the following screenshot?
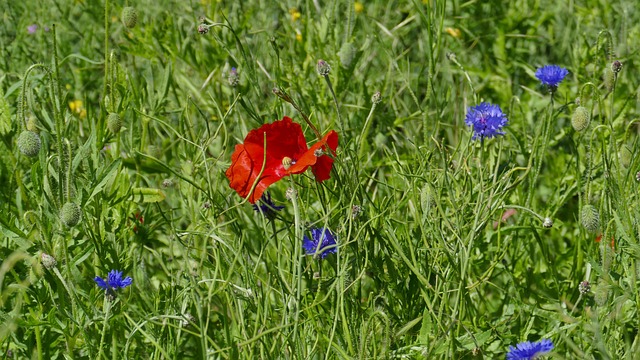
[1,0,639,358]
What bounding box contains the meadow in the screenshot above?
[1,0,639,358]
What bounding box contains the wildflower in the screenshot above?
[295,29,302,42]
[579,280,591,295]
[197,23,209,35]
[542,217,553,229]
[94,270,132,292]
[289,8,301,22]
[464,102,508,140]
[225,116,339,203]
[227,67,239,87]
[506,339,553,360]
[69,100,87,119]
[595,234,615,249]
[252,192,284,219]
[27,24,38,34]
[303,228,337,259]
[535,65,568,90]
[354,1,364,13]
[445,27,461,38]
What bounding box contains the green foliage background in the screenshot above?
[1,0,639,358]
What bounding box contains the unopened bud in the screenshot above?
[41,253,57,270]
[121,7,138,29]
[543,217,553,228]
[611,60,622,74]
[316,59,331,76]
[371,91,382,104]
[571,106,590,132]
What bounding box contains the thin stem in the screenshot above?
[97,299,112,360]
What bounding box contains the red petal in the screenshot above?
[311,131,338,182]
[225,117,309,203]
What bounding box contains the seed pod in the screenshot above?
[107,112,122,133]
[122,7,138,29]
[17,130,41,157]
[580,205,600,232]
[60,202,82,227]
[571,106,590,132]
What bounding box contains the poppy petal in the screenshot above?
[311,131,338,182]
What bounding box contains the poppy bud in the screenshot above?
[338,42,356,68]
[594,279,608,306]
[603,67,615,92]
[122,7,138,28]
[619,145,631,168]
[601,243,614,271]
[26,117,39,132]
[316,59,331,76]
[571,106,590,132]
[282,156,293,170]
[17,130,41,157]
[60,202,82,227]
[580,205,599,232]
[107,112,122,133]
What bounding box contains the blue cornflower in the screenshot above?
[506,339,554,360]
[465,102,508,140]
[303,228,337,259]
[94,270,132,292]
[252,192,284,219]
[535,65,568,89]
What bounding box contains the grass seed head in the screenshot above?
[580,205,600,232]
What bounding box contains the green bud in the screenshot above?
[603,67,615,92]
[122,7,138,29]
[580,205,600,232]
[41,253,57,270]
[17,130,41,157]
[60,202,82,227]
[338,42,356,68]
[571,106,590,132]
[107,112,122,133]
[594,279,609,306]
[619,145,632,168]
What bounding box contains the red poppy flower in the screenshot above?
[226,116,338,203]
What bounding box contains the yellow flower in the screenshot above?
[445,27,461,38]
[354,2,364,13]
[295,29,302,42]
[69,100,86,119]
[289,8,301,22]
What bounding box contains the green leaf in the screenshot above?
[130,187,166,203]
[0,86,12,135]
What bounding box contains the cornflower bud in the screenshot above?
[316,59,331,76]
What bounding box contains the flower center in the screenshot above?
[282,156,294,170]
